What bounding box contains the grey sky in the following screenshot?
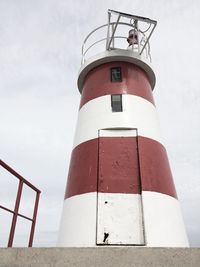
[0,0,200,247]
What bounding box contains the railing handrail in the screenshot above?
[81,22,151,65]
[81,22,132,56]
[0,159,41,247]
[0,160,40,193]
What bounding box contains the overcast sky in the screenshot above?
[0,0,200,247]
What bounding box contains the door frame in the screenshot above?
[96,128,146,246]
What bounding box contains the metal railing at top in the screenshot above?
[81,9,157,65]
[0,159,41,247]
[81,23,151,65]
[81,22,151,64]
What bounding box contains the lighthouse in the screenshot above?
[58,10,189,247]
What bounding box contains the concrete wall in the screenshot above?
[0,248,199,267]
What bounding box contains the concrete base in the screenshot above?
[0,247,199,267]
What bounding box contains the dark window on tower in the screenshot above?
[111,67,122,82]
[111,94,122,112]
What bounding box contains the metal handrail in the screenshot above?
[82,36,127,64]
[0,159,41,247]
[83,36,149,56]
[81,22,152,65]
[81,22,131,55]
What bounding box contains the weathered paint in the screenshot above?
[73,94,162,148]
[98,130,140,194]
[57,192,188,247]
[80,62,154,108]
[97,129,144,245]
[97,193,144,245]
[65,135,176,199]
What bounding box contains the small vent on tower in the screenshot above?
[111,67,122,82]
[111,94,123,112]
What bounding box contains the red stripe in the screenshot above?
[98,137,141,194]
[79,62,155,109]
[65,139,98,199]
[138,136,177,198]
[64,137,177,199]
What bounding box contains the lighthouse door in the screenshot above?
[97,129,145,245]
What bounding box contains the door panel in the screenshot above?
[97,129,144,245]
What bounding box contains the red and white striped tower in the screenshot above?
[58,10,189,247]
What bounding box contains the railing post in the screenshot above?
[107,14,121,50]
[1,160,41,247]
[28,191,40,247]
[106,12,111,50]
[7,180,23,247]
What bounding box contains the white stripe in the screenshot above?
[99,129,137,137]
[57,193,144,247]
[57,193,97,247]
[73,95,162,148]
[142,191,189,247]
[57,191,188,247]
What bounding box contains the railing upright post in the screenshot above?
[106,12,111,50]
[107,14,121,50]
[7,180,23,247]
[28,191,40,247]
